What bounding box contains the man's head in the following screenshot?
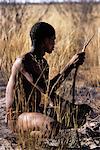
[30,22,56,56]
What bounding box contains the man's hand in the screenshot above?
[5,108,12,123]
[5,108,15,131]
[70,52,85,68]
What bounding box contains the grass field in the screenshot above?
[0,2,100,149]
[0,2,100,84]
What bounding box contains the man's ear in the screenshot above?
[41,37,48,47]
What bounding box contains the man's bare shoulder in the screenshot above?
[12,57,23,71]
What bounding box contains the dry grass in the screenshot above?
[0,3,100,82]
[0,2,100,149]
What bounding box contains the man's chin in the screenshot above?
[46,48,54,54]
[48,51,53,54]
[46,50,52,54]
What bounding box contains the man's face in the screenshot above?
[43,35,56,54]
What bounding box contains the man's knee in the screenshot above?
[17,112,59,138]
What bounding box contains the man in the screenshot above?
[5,22,85,133]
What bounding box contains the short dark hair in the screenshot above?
[30,22,55,46]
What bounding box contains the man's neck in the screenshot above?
[30,47,44,59]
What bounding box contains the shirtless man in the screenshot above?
[5,22,85,136]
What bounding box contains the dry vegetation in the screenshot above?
[0,2,100,149]
[0,2,100,84]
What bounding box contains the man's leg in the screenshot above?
[17,112,60,138]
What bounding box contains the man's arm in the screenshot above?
[49,62,74,96]
[6,58,22,111]
[5,58,23,124]
[49,52,85,96]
